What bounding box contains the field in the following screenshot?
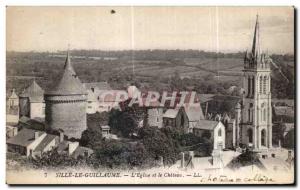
[6,50,294,99]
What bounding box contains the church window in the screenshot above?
[261,129,266,146]
[259,76,263,94]
[247,128,253,143]
[248,77,251,96]
[248,109,251,122]
[252,77,255,95]
[218,129,222,137]
[181,114,185,127]
[263,109,266,121]
[263,76,267,94]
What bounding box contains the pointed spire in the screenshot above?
[63,48,76,77]
[251,14,260,58]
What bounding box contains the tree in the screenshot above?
[139,127,179,165]
[80,128,103,149]
[93,140,153,169]
[30,148,88,169]
[109,110,138,138]
[87,111,109,131]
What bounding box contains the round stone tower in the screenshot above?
[45,52,87,139]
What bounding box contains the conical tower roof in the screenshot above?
[46,52,87,95]
[19,79,44,98]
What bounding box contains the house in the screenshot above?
[32,134,59,158]
[18,116,45,131]
[273,105,294,123]
[100,125,118,139]
[85,83,128,113]
[184,105,205,132]
[56,140,93,159]
[6,89,19,124]
[7,88,19,110]
[6,128,93,158]
[120,96,164,129]
[6,125,18,139]
[7,128,47,157]
[163,107,189,133]
[101,125,111,138]
[193,120,226,150]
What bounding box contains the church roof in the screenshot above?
[19,80,44,102]
[185,106,205,121]
[194,120,219,131]
[46,52,87,95]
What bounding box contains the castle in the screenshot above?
[45,52,87,139]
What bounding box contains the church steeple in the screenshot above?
[251,15,260,58]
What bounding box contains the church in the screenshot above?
[239,15,273,151]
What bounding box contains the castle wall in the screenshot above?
[45,95,87,139]
[30,102,45,119]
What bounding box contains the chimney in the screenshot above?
[59,131,64,143]
[68,142,79,155]
[34,131,39,140]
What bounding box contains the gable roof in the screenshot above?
[46,52,87,96]
[273,106,294,116]
[6,128,44,147]
[163,109,179,118]
[8,89,18,99]
[34,134,57,152]
[205,95,241,116]
[71,146,93,158]
[185,106,205,121]
[194,120,219,130]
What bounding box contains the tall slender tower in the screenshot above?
[241,15,272,150]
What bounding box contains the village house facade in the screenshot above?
[193,120,226,150]
[6,128,93,158]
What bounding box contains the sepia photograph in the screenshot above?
[5,6,295,184]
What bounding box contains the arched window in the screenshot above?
[248,109,251,122]
[252,77,255,96]
[248,77,251,96]
[247,128,253,143]
[181,114,185,127]
[261,103,265,122]
[263,109,266,122]
[261,129,266,146]
[263,76,267,94]
[259,76,263,94]
[218,129,222,137]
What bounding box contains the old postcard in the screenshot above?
[6,6,295,184]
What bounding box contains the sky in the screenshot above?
[6,6,294,54]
